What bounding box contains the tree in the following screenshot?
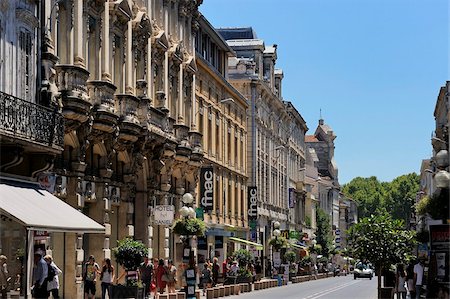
[341,176,387,219]
[342,173,420,221]
[348,213,416,298]
[316,208,332,256]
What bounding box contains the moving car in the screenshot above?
[354,262,373,280]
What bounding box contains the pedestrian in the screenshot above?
[166,259,177,293]
[32,250,48,299]
[100,258,114,299]
[222,257,229,281]
[406,261,416,298]
[255,259,262,281]
[395,264,407,299]
[44,255,62,299]
[0,255,9,299]
[201,263,212,295]
[155,259,167,294]
[413,258,425,299]
[139,257,153,298]
[212,258,219,286]
[83,255,100,299]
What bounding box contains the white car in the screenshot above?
[353,262,373,280]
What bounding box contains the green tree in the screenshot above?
[384,173,420,221]
[348,213,416,298]
[342,173,420,221]
[341,176,387,219]
[316,208,332,256]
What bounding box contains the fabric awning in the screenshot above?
[290,243,307,250]
[229,237,263,250]
[0,179,104,233]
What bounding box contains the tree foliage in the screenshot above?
[342,173,419,220]
[415,189,449,221]
[316,208,332,256]
[348,212,417,296]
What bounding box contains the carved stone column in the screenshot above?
[74,0,85,67]
[102,0,111,82]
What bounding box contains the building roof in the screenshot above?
[227,39,265,48]
[216,27,258,40]
[305,135,319,142]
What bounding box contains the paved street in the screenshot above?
[233,276,377,299]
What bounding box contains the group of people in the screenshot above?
[82,255,178,299]
[31,250,62,299]
[394,258,425,299]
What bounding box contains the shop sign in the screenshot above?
[37,173,56,193]
[248,186,257,241]
[154,205,174,225]
[195,208,204,220]
[280,230,290,239]
[200,167,214,211]
[429,224,450,283]
[34,230,49,241]
[289,231,301,240]
[289,188,295,208]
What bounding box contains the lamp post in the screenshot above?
[272,221,281,279]
[180,193,196,258]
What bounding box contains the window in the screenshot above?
[18,28,33,102]
[112,34,124,92]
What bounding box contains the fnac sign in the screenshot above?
[247,186,257,221]
[200,167,214,211]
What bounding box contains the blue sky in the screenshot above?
[199,0,449,184]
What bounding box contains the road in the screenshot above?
[234,276,377,299]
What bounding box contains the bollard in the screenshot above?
[206,288,214,299]
[169,293,177,299]
[219,286,225,297]
[177,292,186,299]
[224,285,231,296]
[213,287,219,298]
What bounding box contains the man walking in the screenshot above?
[413,257,425,299]
[32,250,48,299]
[139,257,153,299]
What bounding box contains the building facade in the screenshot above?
[194,14,249,265]
[306,119,340,232]
[1,0,206,297]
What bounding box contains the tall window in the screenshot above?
[18,28,33,102]
[112,33,124,92]
[234,128,238,166]
[215,114,220,157]
[86,15,99,79]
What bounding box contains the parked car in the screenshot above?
[354,262,373,280]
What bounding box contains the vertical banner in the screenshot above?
[289,188,295,208]
[248,186,258,241]
[200,167,214,211]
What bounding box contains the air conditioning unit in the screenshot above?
[82,181,96,202]
[54,175,67,198]
[109,186,121,206]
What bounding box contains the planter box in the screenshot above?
[111,285,144,299]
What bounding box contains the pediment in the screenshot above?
[132,11,152,33]
[152,30,169,51]
[109,0,132,23]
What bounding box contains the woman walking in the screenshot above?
[396,264,407,299]
[166,260,177,293]
[44,255,62,299]
[155,259,167,294]
[100,258,114,299]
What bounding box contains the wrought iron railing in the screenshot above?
[0,91,64,149]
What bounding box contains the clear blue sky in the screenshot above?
[199,0,449,184]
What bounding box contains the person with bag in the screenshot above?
[155,259,167,294]
[32,250,48,299]
[83,255,100,299]
[166,260,177,293]
[100,258,114,299]
[395,264,407,299]
[0,255,10,299]
[139,257,153,299]
[201,263,212,295]
[44,255,62,299]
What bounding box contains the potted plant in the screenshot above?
[112,238,148,299]
[231,249,254,283]
[172,217,206,237]
[268,236,288,251]
[284,251,297,281]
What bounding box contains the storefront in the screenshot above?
[0,178,104,298]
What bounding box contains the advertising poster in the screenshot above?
[429,224,450,284]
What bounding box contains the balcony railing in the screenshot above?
[0,91,64,149]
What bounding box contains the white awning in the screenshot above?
[0,179,104,233]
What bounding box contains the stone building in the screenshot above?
[305,119,340,231]
[1,0,205,297]
[194,14,249,264]
[217,27,308,272]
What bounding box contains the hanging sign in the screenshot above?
[200,167,214,211]
[154,205,174,225]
